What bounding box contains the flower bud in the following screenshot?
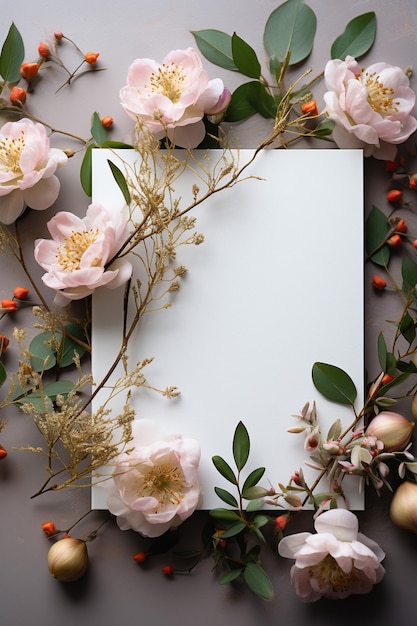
[409,174,417,189]
[54,31,64,40]
[42,521,56,537]
[0,445,7,460]
[396,218,408,233]
[20,62,39,80]
[13,286,29,300]
[387,233,402,248]
[365,411,414,452]
[85,52,99,65]
[47,537,88,582]
[101,115,113,128]
[300,100,318,116]
[371,275,386,291]
[1,299,18,312]
[162,564,174,576]
[390,481,417,533]
[275,515,287,530]
[386,189,403,203]
[9,86,27,106]
[132,551,148,563]
[38,42,50,58]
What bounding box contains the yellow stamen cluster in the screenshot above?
[149,63,186,103]
[56,228,100,271]
[0,133,25,174]
[361,70,400,114]
[138,462,185,508]
[308,554,361,593]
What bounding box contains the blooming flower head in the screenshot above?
[323,56,417,159]
[0,118,67,224]
[102,419,201,538]
[34,203,132,305]
[120,48,227,148]
[278,508,385,601]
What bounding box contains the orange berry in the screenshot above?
[9,86,27,105]
[38,42,50,58]
[275,515,287,530]
[132,551,148,563]
[386,189,403,203]
[0,445,7,460]
[300,100,318,116]
[161,565,174,576]
[42,521,56,537]
[381,374,395,385]
[1,299,18,311]
[385,160,399,172]
[371,275,387,291]
[101,116,113,129]
[20,62,39,80]
[396,218,408,233]
[387,234,402,248]
[13,286,29,300]
[410,175,417,189]
[85,52,99,65]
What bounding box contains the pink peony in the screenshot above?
[0,118,67,224]
[34,203,132,305]
[323,56,417,159]
[120,48,228,148]
[102,419,201,538]
[278,509,385,602]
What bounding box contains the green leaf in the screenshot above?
[80,143,94,196]
[313,119,335,137]
[243,562,274,601]
[212,455,237,484]
[58,323,87,368]
[246,498,266,512]
[326,418,342,441]
[377,332,388,372]
[312,362,357,405]
[399,311,416,345]
[214,487,239,508]
[21,381,75,402]
[402,255,417,293]
[331,12,376,60]
[366,206,391,267]
[231,33,261,79]
[263,0,317,65]
[0,23,25,82]
[102,140,133,149]
[18,395,53,413]
[190,29,237,70]
[219,521,247,538]
[242,485,270,500]
[107,159,131,205]
[90,111,109,147]
[219,568,244,584]
[225,81,276,122]
[0,362,6,387]
[209,508,241,522]
[233,421,250,471]
[242,467,266,493]
[29,332,60,372]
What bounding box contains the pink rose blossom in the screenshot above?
[323,56,417,159]
[0,118,67,224]
[34,203,132,305]
[120,48,227,148]
[102,420,201,538]
[278,509,385,602]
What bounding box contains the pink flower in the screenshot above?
[323,56,417,159]
[278,509,385,602]
[120,48,227,148]
[34,203,132,305]
[102,420,201,538]
[0,118,67,224]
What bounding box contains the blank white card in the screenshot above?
[91,148,364,510]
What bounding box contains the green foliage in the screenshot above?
[0,362,6,388]
[80,143,94,196]
[90,111,109,147]
[366,206,391,266]
[107,159,131,205]
[243,562,274,601]
[331,12,376,60]
[312,362,357,406]
[0,23,24,82]
[190,29,237,70]
[231,33,261,79]
[29,324,87,373]
[263,0,317,66]
[225,81,276,122]
[233,420,250,470]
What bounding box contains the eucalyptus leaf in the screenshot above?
[313,119,335,137]
[243,562,274,601]
[231,33,261,79]
[233,421,250,471]
[366,206,391,267]
[107,159,131,204]
[377,332,388,372]
[312,362,357,405]
[263,0,317,66]
[219,568,244,584]
[0,23,24,82]
[331,12,376,60]
[212,455,237,484]
[214,486,239,508]
[190,29,237,70]
[18,395,53,413]
[20,380,75,402]
[402,255,417,293]
[326,418,342,442]
[58,323,87,368]
[225,81,276,122]
[29,332,60,372]
[0,362,6,387]
[91,111,109,147]
[80,143,94,196]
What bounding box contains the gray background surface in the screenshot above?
[1,1,417,625]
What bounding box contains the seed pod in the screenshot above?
[47,537,88,582]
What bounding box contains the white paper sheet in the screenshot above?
[91,148,364,510]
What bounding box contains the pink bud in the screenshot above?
[205,88,231,116]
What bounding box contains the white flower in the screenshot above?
[0,118,67,224]
[278,509,385,601]
[102,420,201,538]
[323,56,417,159]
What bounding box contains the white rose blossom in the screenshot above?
[278,508,385,602]
[101,420,201,538]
